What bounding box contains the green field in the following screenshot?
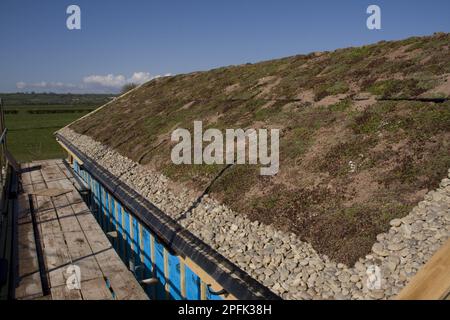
[0,93,112,162]
[5,105,97,162]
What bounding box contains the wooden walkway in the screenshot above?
[396,238,450,300]
[15,159,148,300]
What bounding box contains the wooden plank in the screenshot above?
[72,255,104,282]
[183,256,236,300]
[63,231,94,259]
[57,169,147,300]
[22,183,34,194]
[20,163,33,187]
[35,202,61,235]
[200,281,207,300]
[180,261,186,299]
[56,162,72,178]
[83,229,112,253]
[15,192,43,300]
[17,224,39,275]
[41,232,71,288]
[56,141,84,166]
[31,294,52,300]
[108,272,148,300]
[16,159,148,300]
[51,285,82,300]
[80,278,113,300]
[31,159,59,166]
[72,202,102,232]
[40,165,65,182]
[15,273,44,300]
[93,248,147,300]
[29,163,70,294]
[51,193,82,233]
[30,188,72,197]
[29,168,44,183]
[396,238,450,300]
[59,181,84,204]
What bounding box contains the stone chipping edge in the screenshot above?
[58,127,450,300]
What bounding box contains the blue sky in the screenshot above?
[1,0,449,93]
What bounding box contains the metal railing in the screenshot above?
[0,98,7,189]
[0,97,18,300]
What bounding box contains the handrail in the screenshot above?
[0,98,7,188]
[0,96,17,300]
[0,128,7,145]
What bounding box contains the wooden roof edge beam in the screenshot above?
[396,238,450,300]
[56,139,84,166]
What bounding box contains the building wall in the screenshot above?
[72,160,224,300]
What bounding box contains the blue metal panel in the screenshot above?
[99,185,105,230]
[168,253,182,300]
[89,176,96,220]
[115,202,124,258]
[91,180,97,220]
[99,186,104,229]
[154,239,167,300]
[103,188,110,231]
[109,196,116,228]
[123,209,131,268]
[141,227,154,298]
[109,198,117,247]
[132,217,141,280]
[95,182,101,226]
[185,265,201,300]
[70,163,228,301]
[73,161,79,173]
[92,179,101,222]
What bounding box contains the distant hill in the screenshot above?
[0,93,115,106]
[67,33,450,264]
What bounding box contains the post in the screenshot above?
[0,98,4,187]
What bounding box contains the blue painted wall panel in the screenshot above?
[123,210,131,268]
[185,266,201,300]
[110,197,116,229]
[132,216,141,280]
[153,239,167,300]
[115,203,124,258]
[72,161,225,301]
[103,190,110,231]
[141,227,154,298]
[168,253,182,300]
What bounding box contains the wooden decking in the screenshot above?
[396,238,450,300]
[15,159,148,300]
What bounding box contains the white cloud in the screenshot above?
[16,81,80,90]
[128,72,152,84]
[83,74,126,88]
[83,71,172,88]
[16,81,26,89]
[16,71,172,93]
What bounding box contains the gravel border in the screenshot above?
[59,127,450,300]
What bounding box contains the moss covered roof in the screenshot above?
[68,33,450,264]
